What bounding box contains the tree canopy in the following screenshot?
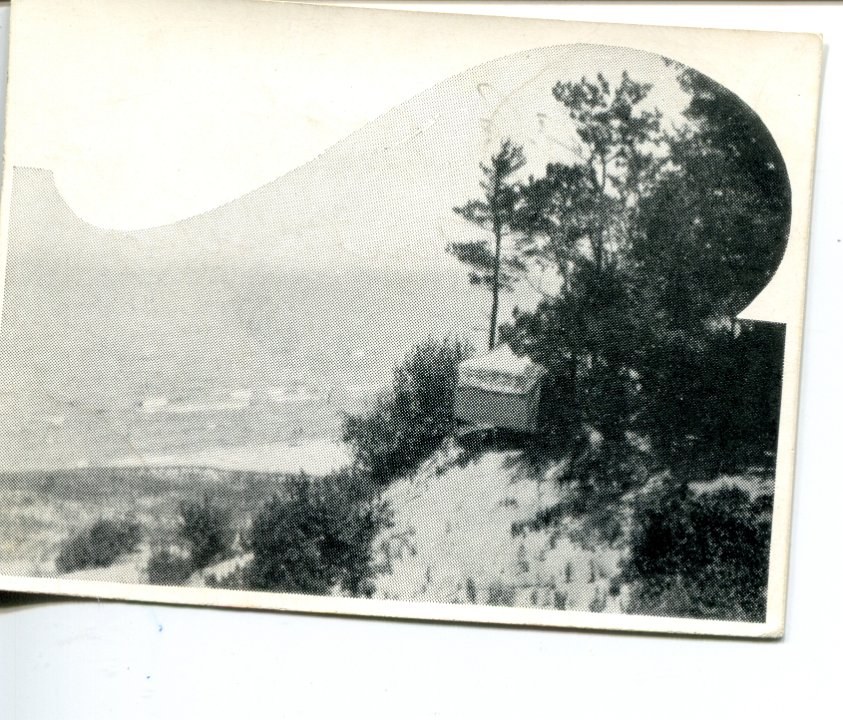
[452,63,788,487]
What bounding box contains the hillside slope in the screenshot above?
[370,441,628,613]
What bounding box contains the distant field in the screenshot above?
[0,465,292,579]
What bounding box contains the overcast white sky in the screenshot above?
[1,0,726,232]
[1,0,819,332]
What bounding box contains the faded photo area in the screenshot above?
[0,44,788,623]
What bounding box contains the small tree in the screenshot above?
[245,471,388,596]
[177,493,235,570]
[55,518,142,574]
[342,337,472,485]
[451,139,526,349]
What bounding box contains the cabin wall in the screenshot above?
[454,386,542,433]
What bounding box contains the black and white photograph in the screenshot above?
[0,0,823,638]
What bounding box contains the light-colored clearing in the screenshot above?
[371,442,627,613]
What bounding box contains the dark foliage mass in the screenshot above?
[55,518,142,574]
[451,63,789,620]
[636,321,784,480]
[146,548,195,586]
[342,337,472,484]
[245,470,389,596]
[493,68,787,464]
[177,493,235,570]
[622,486,772,621]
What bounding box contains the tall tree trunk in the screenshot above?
[489,213,502,350]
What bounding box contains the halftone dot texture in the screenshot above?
[0,43,786,619]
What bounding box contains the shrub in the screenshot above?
[465,576,478,603]
[177,493,235,570]
[244,470,389,596]
[55,518,142,574]
[589,588,608,613]
[622,486,772,621]
[146,548,194,586]
[553,589,568,610]
[342,337,472,484]
[635,323,784,479]
[205,566,246,590]
[487,580,516,607]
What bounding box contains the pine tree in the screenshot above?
[450,139,526,350]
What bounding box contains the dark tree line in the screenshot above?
[450,65,788,621]
[451,65,788,485]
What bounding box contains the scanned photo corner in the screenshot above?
[0,0,824,638]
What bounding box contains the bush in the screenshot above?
[177,493,235,570]
[634,323,784,479]
[146,548,194,586]
[622,486,772,621]
[55,518,142,574]
[342,337,472,484]
[244,470,389,596]
[205,566,246,590]
[487,580,516,607]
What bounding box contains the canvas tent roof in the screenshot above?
[457,345,547,395]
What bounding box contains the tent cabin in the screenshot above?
[454,344,547,433]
